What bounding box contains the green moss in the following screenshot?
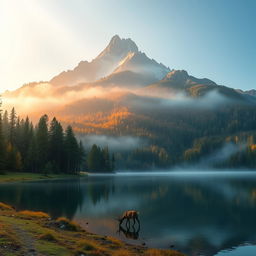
[35,240,70,256]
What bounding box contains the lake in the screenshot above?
[1,171,256,256]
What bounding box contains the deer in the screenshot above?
[118,210,140,227]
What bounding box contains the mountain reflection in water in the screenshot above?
[0,171,256,256]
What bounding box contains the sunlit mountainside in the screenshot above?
[3,35,256,169]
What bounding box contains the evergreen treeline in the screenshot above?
[0,107,115,174]
[87,144,115,173]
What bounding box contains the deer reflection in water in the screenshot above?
[117,223,140,240]
[117,210,140,240]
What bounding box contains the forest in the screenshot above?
[0,106,114,174]
[2,101,256,172]
[106,103,256,170]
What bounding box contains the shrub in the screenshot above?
[0,202,13,211]
[19,210,50,218]
[38,233,57,242]
[56,217,81,231]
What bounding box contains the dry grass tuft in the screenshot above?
[75,239,111,256]
[144,248,184,256]
[0,202,13,210]
[107,236,123,246]
[38,232,57,242]
[77,240,97,251]
[111,249,133,256]
[19,210,50,218]
[56,217,81,231]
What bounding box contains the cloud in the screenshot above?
[133,90,233,111]
[198,142,246,167]
[80,135,145,151]
[2,80,236,124]
[1,82,128,115]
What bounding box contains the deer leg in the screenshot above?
[132,217,136,227]
[127,219,131,229]
[119,217,124,226]
[136,216,140,226]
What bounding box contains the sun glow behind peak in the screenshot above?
[0,0,89,93]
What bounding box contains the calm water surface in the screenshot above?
[1,171,256,256]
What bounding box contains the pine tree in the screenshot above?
[0,105,5,172]
[2,110,9,139]
[102,146,110,172]
[64,126,80,173]
[5,143,17,171]
[49,117,64,172]
[111,153,115,172]
[9,107,17,146]
[19,117,32,166]
[14,116,22,149]
[26,133,38,172]
[15,151,22,171]
[36,115,49,171]
[78,141,86,172]
[87,144,101,172]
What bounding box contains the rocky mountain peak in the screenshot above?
[96,35,139,59]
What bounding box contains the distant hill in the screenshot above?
[143,70,247,101]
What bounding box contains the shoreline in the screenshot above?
[1,170,256,184]
[0,202,184,256]
[0,172,87,184]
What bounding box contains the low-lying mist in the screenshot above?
[2,80,238,117]
[79,135,146,151]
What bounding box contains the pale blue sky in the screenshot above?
[0,0,255,92]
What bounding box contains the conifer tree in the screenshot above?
[26,133,38,172]
[36,115,49,171]
[49,117,64,172]
[19,117,32,165]
[102,146,110,172]
[0,104,5,172]
[2,110,9,139]
[78,141,86,172]
[111,153,115,172]
[64,125,80,173]
[9,107,17,146]
[87,144,101,172]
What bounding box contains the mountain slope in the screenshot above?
[143,70,246,101]
[113,52,170,81]
[50,35,169,87]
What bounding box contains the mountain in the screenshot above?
[3,35,256,170]
[236,89,256,97]
[143,69,246,100]
[50,35,170,87]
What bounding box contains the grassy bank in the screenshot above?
[0,202,184,256]
[0,172,86,184]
